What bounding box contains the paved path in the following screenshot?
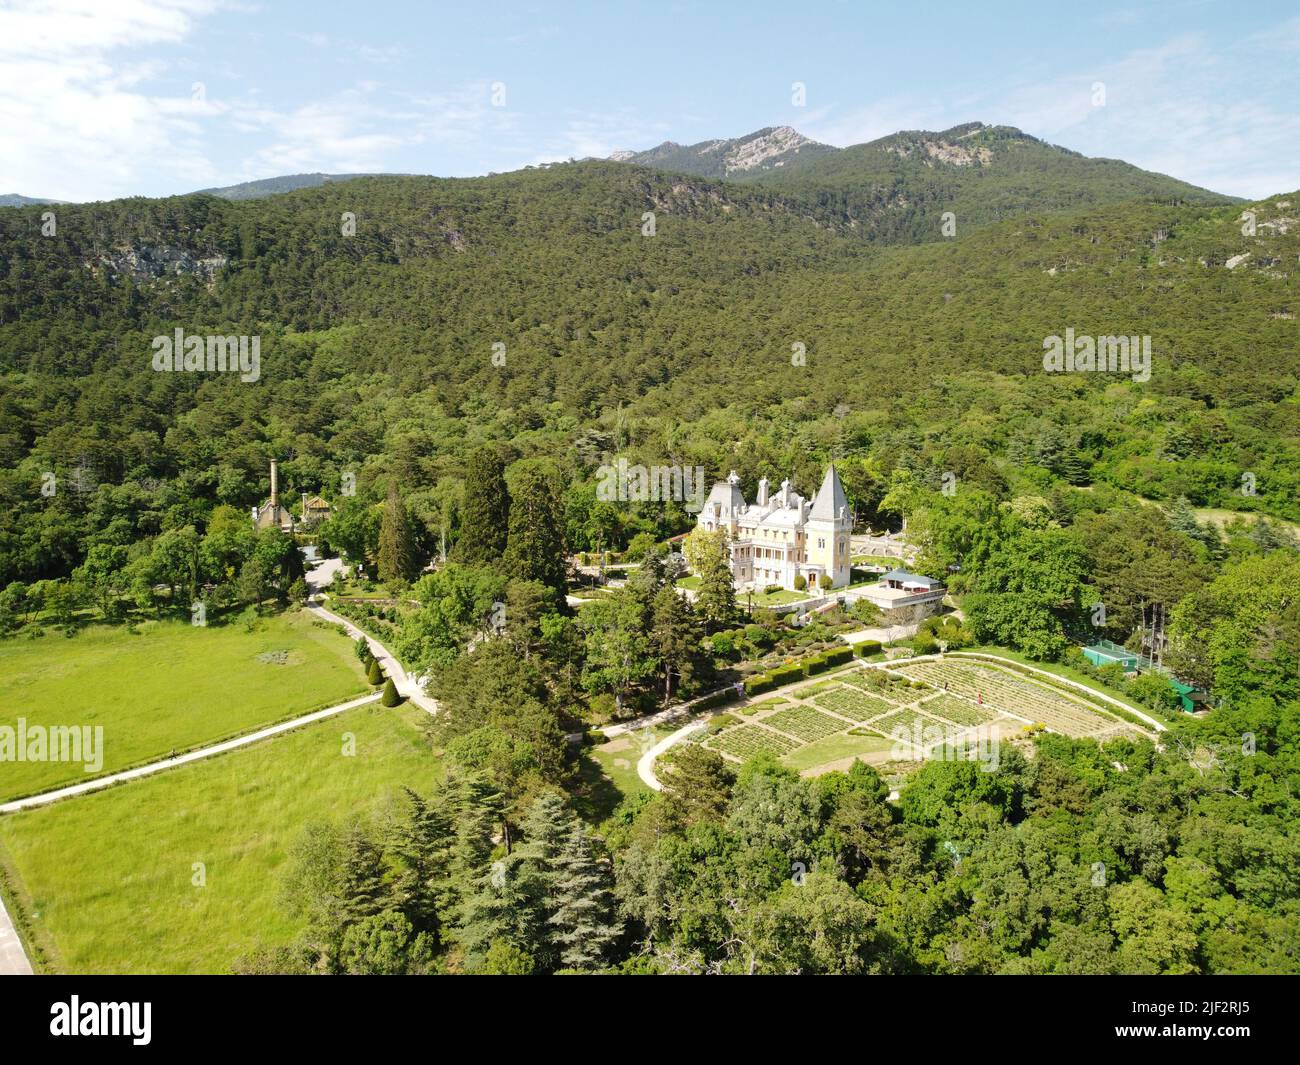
[0,691,382,816]
[306,557,439,715]
[0,894,33,974]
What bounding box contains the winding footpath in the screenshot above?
[0,556,438,972]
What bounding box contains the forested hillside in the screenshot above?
[0,156,1293,593]
[1,127,1298,977]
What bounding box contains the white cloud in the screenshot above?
[0,0,223,199]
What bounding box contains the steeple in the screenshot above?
[808,464,848,522]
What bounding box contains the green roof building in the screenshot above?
[1083,640,1140,670]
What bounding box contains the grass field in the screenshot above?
[783,731,894,772]
[0,701,440,974]
[0,613,369,801]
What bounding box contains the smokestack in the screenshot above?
[270,459,279,508]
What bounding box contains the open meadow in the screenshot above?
[0,613,369,801]
[0,701,440,974]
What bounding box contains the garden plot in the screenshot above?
[761,705,847,743]
[709,724,800,760]
[868,706,949,741]
[889,659,1131,738]
[841,670,925,702]
[811,686,896,723]
[919,693,998,727]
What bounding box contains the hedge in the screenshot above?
[821,646,853,667]
[855,641,883,657]
[693,687,742,710]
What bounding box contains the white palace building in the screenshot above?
[696,465,853,592]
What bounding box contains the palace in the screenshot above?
[696,465,852,592]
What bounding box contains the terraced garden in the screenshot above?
[888,658,1143,738]
[871,706,947,740]
[711,723,800,759]
[919,694,998,727]
[810,687,896,722]
[763,705,849,742]
[697,655,1149,775]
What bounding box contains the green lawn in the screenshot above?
[0,701,440,974]
[0,613,369,802]
[782,731,894,772]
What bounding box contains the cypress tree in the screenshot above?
[377,483,420,583]
[454,444,510,564]
[503,459,568,596]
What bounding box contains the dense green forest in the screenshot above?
[1,132,1297,974]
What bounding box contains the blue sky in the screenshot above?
[3,0,1298,201]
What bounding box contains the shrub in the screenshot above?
[366,658,384,686]
[818,573,833,591]
[694,687,741,711]
[822,646,852,667]
[710,632,735,657]
[380,677,401,706]
[793,573,807,591]
[744,674,776,695]
[855,640,883,658]
[769,662,806,686]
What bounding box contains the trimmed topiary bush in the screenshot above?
[818,573,833,591]
[855,640,883,658]
[381,677,401,706]
[793,573,807,591]
[367,658,384,686]
[822,646,852,667]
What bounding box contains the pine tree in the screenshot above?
[377,483,420,583]
[337,823,389,927]
[503,459,568,595]
[454,444,510,564]
[456,845,544,969]
[652,582,700,706]
[389,788,455,938]
[446,773,503,916]
[546,824,621,971]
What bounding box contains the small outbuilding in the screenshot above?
[1083,640,1140,671]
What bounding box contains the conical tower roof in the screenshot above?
[809,464,848,521]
